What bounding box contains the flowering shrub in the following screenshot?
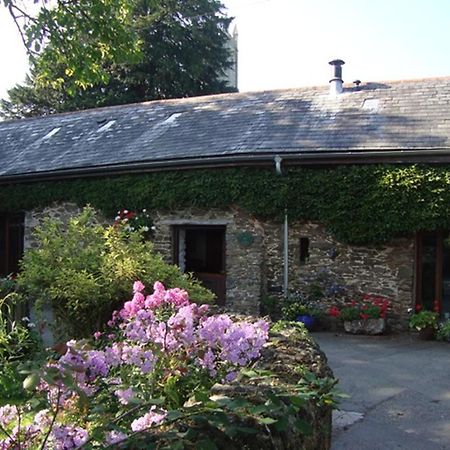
[114,208,154,236]
[409,310,439,331]
[0,281,269,449]
[328,294,390,321]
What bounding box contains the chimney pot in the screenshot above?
[329,59,345,95]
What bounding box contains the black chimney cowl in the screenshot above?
[329,59,345,81]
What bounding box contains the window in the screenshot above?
[0,213,25,277]
[299,237,310,264]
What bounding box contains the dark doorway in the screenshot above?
[0,213,25,277]
[174,226,226,306]
[416,230,450,319]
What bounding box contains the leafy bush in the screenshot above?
[17,207,214,339]
[0,292,43,403]
[409,310,439,331]
[436,319,450,341]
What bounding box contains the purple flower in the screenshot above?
[50,425,89,450]
[131,407,167,432]
[105,430,128,445]
[0,405,17,427]
[114,387,135,405]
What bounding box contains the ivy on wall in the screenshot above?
[1,164,450,245]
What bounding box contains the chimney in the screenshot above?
[329,59,345,95]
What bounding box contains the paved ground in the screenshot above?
[314,332,450,450]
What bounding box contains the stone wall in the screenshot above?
[152,207,265,315]
[264,221,415,327]
[22,203,416,327]
[24,203,83,250]
[154,210,415,327]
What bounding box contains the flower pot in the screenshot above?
[344,318,386,335]
[418,326,436,340]
[296,314,315,331]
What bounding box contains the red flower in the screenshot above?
[415,304,422,312]
[329,306,340,317]
[433,300,440,313]
[360,313,369,320]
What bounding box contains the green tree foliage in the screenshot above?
[17,207,214,339]
[1,0,234,119]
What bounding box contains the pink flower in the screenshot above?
[131,407,167,432]
[133,281,145,293]
[105,430,128,445]
[114,387,135,405]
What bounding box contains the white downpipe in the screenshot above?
[274,156,289,298]
[283,208,289,298]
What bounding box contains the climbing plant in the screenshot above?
[2,164,450,244]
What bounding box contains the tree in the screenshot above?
[1,0,235,119]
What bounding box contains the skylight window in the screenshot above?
[163,112,183,125]
[97,120,116,133]
[362,99,379,112]
[42,127,61,140]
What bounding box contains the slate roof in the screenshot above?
[1,76,450,181]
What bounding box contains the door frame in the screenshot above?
[172,224,226,305]
[415,230,444,313]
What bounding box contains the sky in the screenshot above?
[1,0,450,99]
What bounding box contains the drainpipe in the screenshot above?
[274,156,289,298]
[283,207,289,298]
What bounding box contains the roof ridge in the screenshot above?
[1,75,450,125]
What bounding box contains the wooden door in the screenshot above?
[174,226,226,306]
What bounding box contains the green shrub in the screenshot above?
[0,292,43,403]
[17,207,214,339]
[409,310,439,331]
[437,319,450,342]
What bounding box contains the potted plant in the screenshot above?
[281,292,324,331]
[329,294,390,335]
[437,319,450,342]
[409,310,439,340]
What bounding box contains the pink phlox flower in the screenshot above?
[123,309,154,343]
[133,280,145,293]
[198,314,233,347]
[143,281,166,309]
[50,425,89,450]
[167,304,197,347]
[120,291,145,319]
[224,371,238,383]
[164,287,190,308]
[34,409,52,429]
[86,350,109,378]
[198,348,217,376]
[144,282,190,310]
[103,344,122,368]
[0,405,17,427]
[121,345,156,374]
[114,387,135,405]
[105,430,128,445]
[131,406,167,432]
